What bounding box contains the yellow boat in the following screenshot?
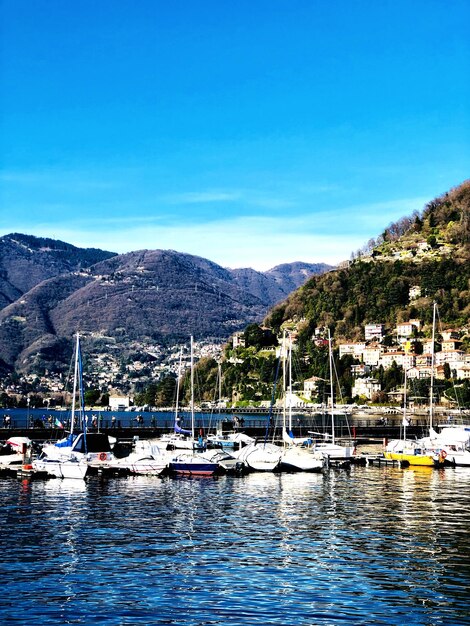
[384,440,445,467]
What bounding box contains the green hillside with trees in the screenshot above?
[173,180,470,409]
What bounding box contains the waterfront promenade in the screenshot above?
[1,405,465,444]
[0,416,436,445]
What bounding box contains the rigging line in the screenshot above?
[63,344,75,407]
[264,356,281,446]
[330,343,353,439]
[77,337,88,454]
[207,362,221,434]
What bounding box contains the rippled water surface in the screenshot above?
[2,466,470,625]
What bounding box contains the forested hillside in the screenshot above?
[176,180,470,408]
[267,180,470,341]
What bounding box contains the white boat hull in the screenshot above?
[442,449,470,467]
[34,458,88,479]
[199,450,247,473]
[311,443,355,460]
[419,427,470,466]
[280,447,326,472]
[169,453,219,476]
[110,439,171,475]
[233,442,282,472]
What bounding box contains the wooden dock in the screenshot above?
[353,455,410,468]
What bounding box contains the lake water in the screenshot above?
[2,465,470,625]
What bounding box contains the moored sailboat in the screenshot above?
[384,305,445,468]
[232,354,283,472]
[279,332,325,472]
[35,333,113,478]
[308,329,355,461]
[420,424,470,466]
[169,336,219,476]
[110,438,170,476]
[159,347,195,450]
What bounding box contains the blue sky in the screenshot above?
[1,0,469,270]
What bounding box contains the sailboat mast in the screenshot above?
[190,335,195,440]
[328,328,335,445]
[282,330,287,436]
[429,302,437,431]
[403,367,408,441]
[288,333,293,433]
[175,347,182,422]
[218,361,222,410]
[77,336,87,450]
[70,333,80,434]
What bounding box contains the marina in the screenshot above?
[1,406,469,477]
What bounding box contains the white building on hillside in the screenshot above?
[363,345,382,366]
[379,351,405,368]
[352,378,381,400]
[365,324,385,341]
[338,342,366,359]
[303,376,323,400]
[435,350,465,368]
[455,364,470,380]
[396,320,421,338]
[232,332,245,348]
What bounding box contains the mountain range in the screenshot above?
[0,233,332,374]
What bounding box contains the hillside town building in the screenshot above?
[303,376,323,400]
[364,324,385,342]
[352,377,381,400]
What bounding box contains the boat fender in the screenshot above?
[99,452,107,461]
[439,450,447,463]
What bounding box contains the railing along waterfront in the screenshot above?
[1,406,457,443]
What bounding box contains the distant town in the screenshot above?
[0,338,224,409]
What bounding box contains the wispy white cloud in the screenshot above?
[161,188,298,210]
[12,214,363,270]
[163,191,242,204]
[0,165,429,270]
[0,168,121,192]
[287,196,428,235]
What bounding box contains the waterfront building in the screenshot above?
[303,376,323,400]
[109,395,130,411]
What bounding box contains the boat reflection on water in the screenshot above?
[1,465,470,626]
